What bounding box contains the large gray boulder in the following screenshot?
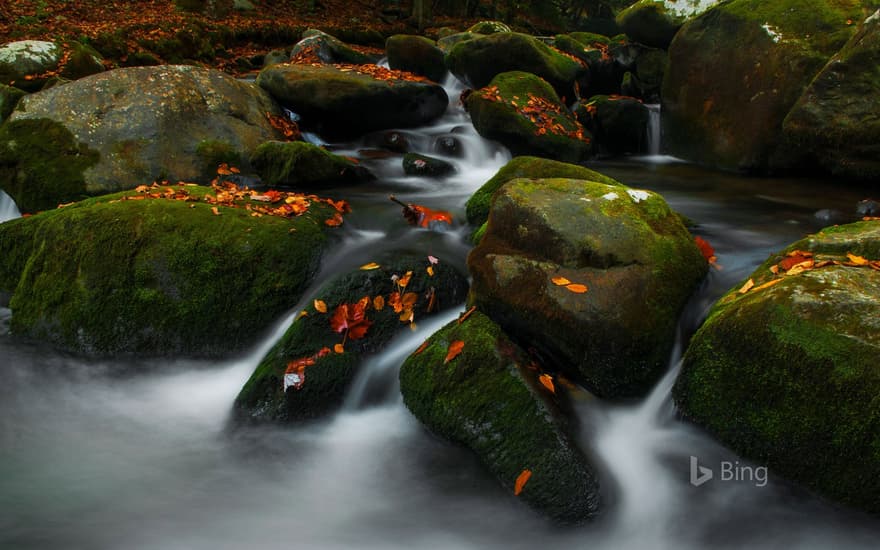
[1,65,283,213]
[675,220,880,514]
[469,177,707,397]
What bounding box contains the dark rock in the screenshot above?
[250,141,374,188]
[583,95,651,155]
[857,198,880,217]
[402,153,455,177]
[466,21,512,34]
[263,48,289,67]
[291,29,378,64]
[386,34,446,83]
[433,135,462,157]
[0,83,25,124]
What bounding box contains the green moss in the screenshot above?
[568,32,612,47]
[196,139,242,174]
[399,311,599,523]
[1,187,335,356]
[0,118,100,213]
[250,141,372,188]
[0,84,26,123]
[60,42,104,80]
[465,156,621,228]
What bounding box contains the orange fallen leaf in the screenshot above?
[414,340,430,355]
[779,254,812,271]
[514,469,532,496]
[444,340,465,364]
[538,374,555,393]
[695,236,716,263]
[551,276,572,286]
[325,213,344,226]
[846,253,870,266]
[566,283,588,294]
[426,266,434,277]
[314,299,328,313]
[211,206,220,216]
[738,278,755,294]
[360,262,381,270]
[373,295,385,310]
[334,343,345,354]
[398,271,413,288]
[785,260,814,276]
[752,278,784,292]
[458,305,477,324]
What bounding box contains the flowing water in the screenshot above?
[2,76,879,549]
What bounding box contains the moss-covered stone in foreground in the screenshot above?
[0,187,336,357]
[675,221,880,514]
[399,310,600,524]
[250,141,374,188]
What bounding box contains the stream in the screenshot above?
[1,75,879,549]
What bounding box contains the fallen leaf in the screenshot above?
[551,276,572,286]
[847,253,870,266]
[566,283,588,294]
[426,266,434,277]
[334,343,345,354]
[738,278,755,294]
[538,374,555,393]
[694,236,715,262]
[458,305,476,324]
[398,271,413,288]
[314,299,328,313]
[373,295,385,310]
[360,262,381,270]
[752,278,784,292]
[514,469,532,496]
[779,254,812,271]
[785,260,814,276]
[428,255,439,265]
[211,206,220,216]
[444,340,465,363]
[325,213,344,226]
[414,340,430,355]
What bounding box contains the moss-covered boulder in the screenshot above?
[465,71,592,163]
[256,64,448,139]
[446,33,583,98]
[0,40,62,92]
[0,84,25,123]
[616,0,721,49]
[251,141,374,188]
[581,95,650,155]
[775,10,880,180]
[1,65,283,213]
[402,152,455,177]
[399,310,600,523]
[59,42,105,81]
[469,178,707,397]
[465,156,621,228]
[675,220,880,514]
[437,31,483,52]
[386,35,446,83]
[233,255,469,423]
[466,21,512,34]
[0,186,342,357]
[662,0,866,173]
[290,29,378,65]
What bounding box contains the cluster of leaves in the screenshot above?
[550,275,588,294]
[729,249,880,300]
[694,236,721,270]
[284,256,441,391]
[266,111,302,142]
[389,195,453,229]
[480,85,591,143]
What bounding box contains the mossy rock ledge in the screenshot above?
[674,220,880,514]
[1,65,283,213]
[662,0,867,174]
[399,310,600,524]
[468,177,707,397]
[233,256,469,424]
[256,64,448,139]
[251,141,375,188]
[465,71,592,163]
[0,187,339,357]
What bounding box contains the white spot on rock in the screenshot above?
[602,192,619,201]
[627,189,650,203]
[761,23,782,42]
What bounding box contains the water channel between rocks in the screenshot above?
[1,75,878,549]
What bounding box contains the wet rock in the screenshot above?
[59,42,105,81]
[663,0,864,173]
[581,95,650,155]
[250,141,374,188]
[233,255,469,423]
[469,177,707,397]
[675,220,880,514]
[0,83,25,124]
[465,156,622,229]
[386,34,446,83]
[466,21,512,34]
[263,48,289,67]
[0,186,339,357]
[290,29,378,65]
[776,10,880,180]
[257,63,448,139]
[446,32,583,98]
[433,135,462,157]
[465,71,592,163]
[857,199,880,217]
[0,40,62,92]
[0,65,283,213]
[402,153,455,177]
[616,0,721,49]
[382,130,410,153]
[437,31,483,52]
[399,310,600,524]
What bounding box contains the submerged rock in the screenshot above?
[233,256,469,423]
[465,71,592,163]
[675,220,880,514]
[0,187,340,357]
[469,177,707,397]
[465,156,621,229]
[0,65,283,213]
[663,0,864,173]
[446,32,583,98]
[257,64,448,139]
[399,310,600,523]
[402,153,455,177]
[251,141,374,188]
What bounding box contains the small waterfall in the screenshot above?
[0,190,21,223]
[645,104,661,157]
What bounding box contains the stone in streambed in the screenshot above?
[0,186,339,357]
[290,29,379,65]
[386,35,446,83]
[399,310,600,524]
[675,220,880,514]
[469,177,707,397]
[402,153,455,178]
[233,255,469,423]
[250,141,374,188]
